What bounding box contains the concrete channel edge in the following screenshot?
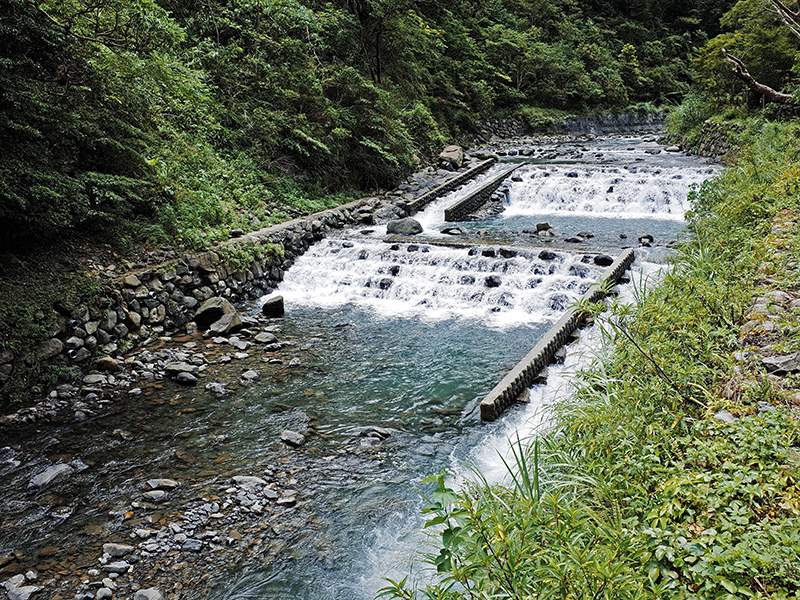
[479,247,637,421]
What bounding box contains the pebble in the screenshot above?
[146,478,179,490]
[281,430,306,447]
[134,589,164,600]
[103,561,131,574]
[102,543,134,557]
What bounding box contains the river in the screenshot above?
[0,133,718,600]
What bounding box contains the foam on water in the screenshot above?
[503,164,716,220]
[274,238,606,326]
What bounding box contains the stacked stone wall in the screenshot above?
[692,120,743,158]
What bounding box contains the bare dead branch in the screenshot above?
[770,0,800,39]
[722,47,794,103]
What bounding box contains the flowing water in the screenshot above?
[0,135,719,599]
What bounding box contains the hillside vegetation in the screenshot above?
[2,0,730,252]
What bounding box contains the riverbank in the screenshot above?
[382,120,800,599]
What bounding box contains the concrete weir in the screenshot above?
[480,248,636,421]
[444,165,522,221]
[406,159,496,214]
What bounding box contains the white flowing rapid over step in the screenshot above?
[504,163,717,220]
[277,239,605,325]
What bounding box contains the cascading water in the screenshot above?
[503,163,714,219]
[0,134,720,600]
[278,239,604,325]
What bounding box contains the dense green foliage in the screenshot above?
[1,0,733,251]
[380,121,800,599]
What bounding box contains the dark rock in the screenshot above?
[194,297,236,329]
[564,237,585,243]
[499,248,517,258]
[378,278,393,290]
[484,276,502,288]
[386,218,423,235]
[459,275,475,285]
[175,372,198,385]
[481,249,496,257]
[594,254,614,267]
[538,250,557,261]
[440,227,464,236]
[262,295,285,318]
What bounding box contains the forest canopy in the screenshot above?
[0,0,754,250]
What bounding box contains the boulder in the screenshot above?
[440,227,464,236]
[262,295,285,318]
[386,218,423,235]
[538,250,557,261]
[134,588,164,600]
[762,352,800,375]
[536,222,552,233]
[439,145,464,169]
[194,297,236,330]
[2,574,42,600]
[102,543,134,557]
[594,254,614,267]
[207,312,243,336]
[146,478,179,490]
[95,356,120,373]
[484,276,502,288]
[164,362,199,375]
[254,332,278,344]
[175,372,198,385]
[36,338,63,360]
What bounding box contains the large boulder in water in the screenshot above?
[194,297,236,329]
[386,218,423,235]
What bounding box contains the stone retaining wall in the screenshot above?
[444,166,521,221]
[480,248,636,421]
[474,113,665,143]
[692,120,743,158]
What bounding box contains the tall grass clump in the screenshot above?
[379,120,800,600]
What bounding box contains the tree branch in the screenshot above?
[770,0,800,39]
[722,48,794,103]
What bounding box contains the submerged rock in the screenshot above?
[281,430,306,447]
[28,464,74,491]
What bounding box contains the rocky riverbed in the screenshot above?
[2,129,689,600]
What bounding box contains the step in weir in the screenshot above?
[480,248,636,421]
[444,165,522,221]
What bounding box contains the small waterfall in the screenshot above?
[504,164,716,220]
[277,239,605,324]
